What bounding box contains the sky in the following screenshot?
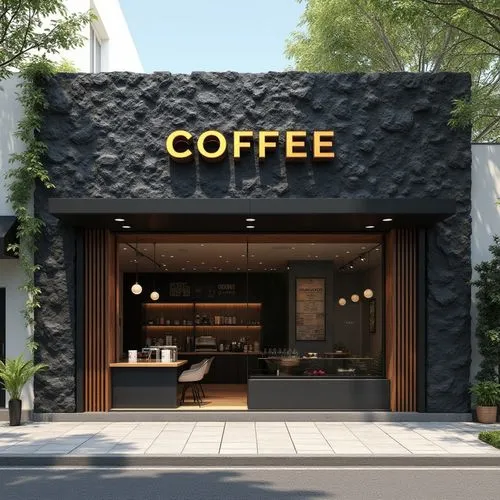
[119,0,305,73]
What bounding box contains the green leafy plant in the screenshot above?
[470,381,500,407]
[6,57,58,327]
[0,354,47,400]
[472,236,500,382]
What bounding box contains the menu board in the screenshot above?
[295,278,326,341]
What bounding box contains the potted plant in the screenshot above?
[470,381,500,424]
[0,354,47,426]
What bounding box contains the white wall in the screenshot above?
[470,144,500,381]
[61,0,143,72]
[0,76,33,409]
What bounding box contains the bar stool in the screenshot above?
[178,359,209,407]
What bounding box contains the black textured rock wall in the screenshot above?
[34,72,471,412]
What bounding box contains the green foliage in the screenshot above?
[479,430,500,448]
[0,353,47,400]
[472,236,500,382]
[6,57,59,326]
[0,0,94,79]
[470,381,500,406]
[286,0,499,142]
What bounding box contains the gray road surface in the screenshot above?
[1,467,500,500]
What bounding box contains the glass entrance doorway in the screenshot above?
[114,234,385,410]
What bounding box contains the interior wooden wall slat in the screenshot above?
[385,228,418,412]
[84,229,116,412]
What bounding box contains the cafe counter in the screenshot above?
[110,360,188,409]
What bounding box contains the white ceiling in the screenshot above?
[118,242,382,273]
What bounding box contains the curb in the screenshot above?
[0,455,499,467]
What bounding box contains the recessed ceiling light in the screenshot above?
[311,243,315,246]
[181,267,185,271]
[346,250,350,253]
[170,255,174,258]
[246,218,255,222]
[335,254,340,258]
[365,225,375,229]
[361,246,366,250]
[291,247,296,250]
[123,247,127,250]
[246,225,255,229]
[200,244,204,247]
[122,225,131,229]
[219,255,223,258]
[143,248,147,251]
[237,267,241,271]
[382,218,393,222]
[315,255,319,258]
[241,254,246,258]
[114,218,125,222]
[201,261,205,265]
[375,247,380,251]
[161,254,165,257]
[259,261,263,265]
[226,260,230,263]
[251,254,255,257]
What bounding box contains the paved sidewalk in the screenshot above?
[1,421,500,457]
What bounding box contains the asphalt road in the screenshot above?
[1,467,500,500]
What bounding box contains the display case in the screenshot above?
[252,354,382,378]
[141,302,262,351]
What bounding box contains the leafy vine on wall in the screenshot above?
[6,57,58,327]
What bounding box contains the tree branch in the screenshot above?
[0,1,24,46]
[475,116,500,142]
[422,5,500,53]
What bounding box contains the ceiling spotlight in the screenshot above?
[246,225,255,229]
[161,254,165,257]
[338,298,347,306]
[349,264,354,269]
[122,225,131,229]
[365,225,375,229]
[382,218,393,222]
[123,247,127,251]
[351,294,360,303]
[200,244,205,247]
[364,288,374,299]
[114,218,125,222]
[346,250,350,254]
[246,218,255,222]
[150,290,160,301]
[360,257,366,262]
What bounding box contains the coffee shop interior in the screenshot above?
[116,235,384,410]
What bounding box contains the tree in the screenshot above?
[0,0,93,80]
[472,236,500,383]
[286,0,499,142]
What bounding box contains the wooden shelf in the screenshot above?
[195,325,261,329]
[142,325,193,328]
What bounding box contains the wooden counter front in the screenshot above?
[110,361,187,368]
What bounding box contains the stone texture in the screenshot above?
[34,71,471,413]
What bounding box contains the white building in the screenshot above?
[0,0,142,410]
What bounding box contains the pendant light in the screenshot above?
[150,242,160,301]
[351,294,360,303]
[338,297,347,306]
[131,239,142,295]
[363,288,374,299]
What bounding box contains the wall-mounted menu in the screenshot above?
[295,278,325,341]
